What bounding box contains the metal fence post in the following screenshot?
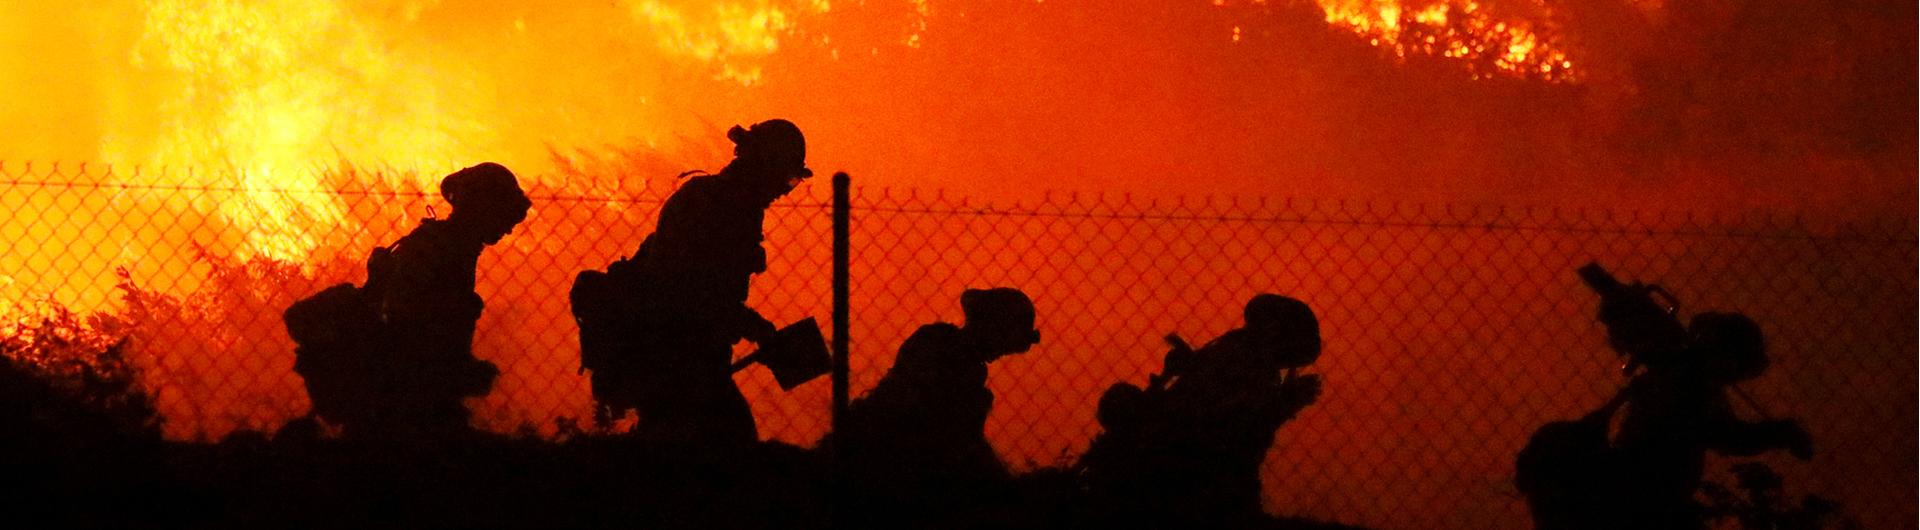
[830,171,851,524]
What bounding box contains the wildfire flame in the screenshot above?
[1301,0,1574,81]
[4,0,1576,262]
[626,0,832,85]
[0,8,1906,517]
[10,0,839,262]
[115,0,466,260]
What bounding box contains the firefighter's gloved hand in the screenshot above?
[743,310,778,344]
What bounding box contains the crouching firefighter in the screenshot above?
[1515,263,1813,530]
[572,119,827,448]
[283,162,530,441]
[1080,294,1325,527]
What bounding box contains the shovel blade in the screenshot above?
[757,317,831,391]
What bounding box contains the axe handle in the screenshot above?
[731,349,762,374]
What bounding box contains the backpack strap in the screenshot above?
[361,226,426,301]
[362,243,401,301]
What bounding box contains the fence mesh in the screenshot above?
[3,161,1914,529]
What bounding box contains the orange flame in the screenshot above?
[3,0,1579,265]
[626,0,833,85]
[2,0,846,262]
[1304,0,1575,81]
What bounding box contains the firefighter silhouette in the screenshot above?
[572,119,812,446]
[835,287,1041,525]
[284,162,529,440]
[1609,312,1812,529]
[1081,294,1324,527]
[1516,265,1814,530]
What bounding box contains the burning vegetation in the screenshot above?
[0,0,1911,528]
[1305,0,1575,81]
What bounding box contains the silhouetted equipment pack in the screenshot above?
[571,263,828,391]
[1577,262,1688,375]
[570,261,629,378]
[1518,262,1814,530]
[1514,262,1677,529]
[282,244,401,427]
[1513,386,1633,529]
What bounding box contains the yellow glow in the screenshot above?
[626,0,814,85]
[1,0,850,262]
[110,0,480,260]
[1308,0,1575,81]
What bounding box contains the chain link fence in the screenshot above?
[3,161,1914,529]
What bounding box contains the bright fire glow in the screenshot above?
[115,0,468,260]
[627,0,829,85]
[1308,0,1575,81]
[5,0,1573,262]
[0,5,1909,528]
[7,0,833,262]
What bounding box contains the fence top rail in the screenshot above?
[845,186,1916,245]
[5,161,1914,245]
